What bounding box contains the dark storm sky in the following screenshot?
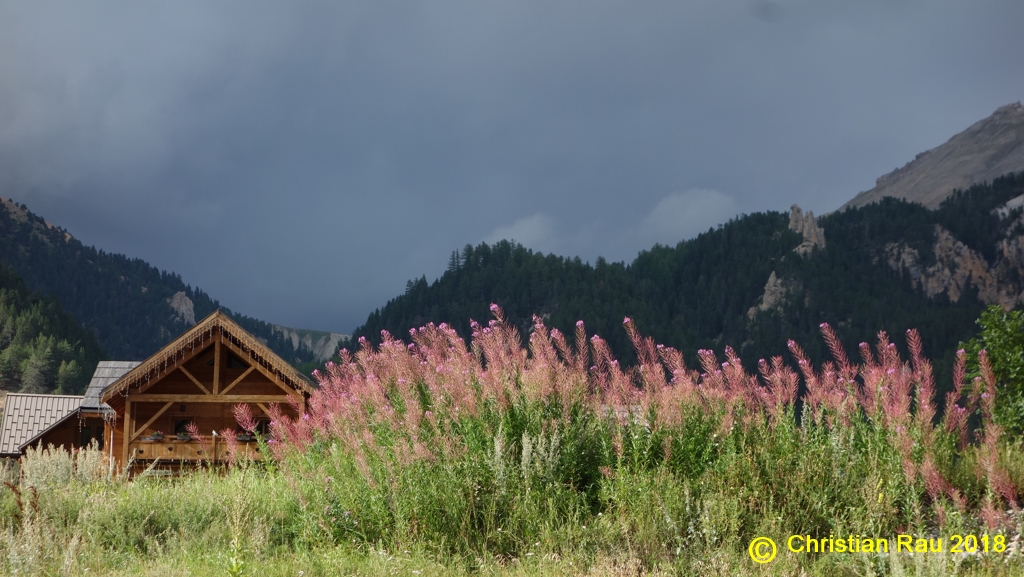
[1,1,1022,333]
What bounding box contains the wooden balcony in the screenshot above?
[129,438,265,462]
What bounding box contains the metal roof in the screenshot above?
[0,393,83,456]
[82,361,140,410]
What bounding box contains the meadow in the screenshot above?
[2,307,1023,576]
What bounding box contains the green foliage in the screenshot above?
[963,305,1024,435]
[0,264,103,394]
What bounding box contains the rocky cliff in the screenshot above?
[271,325,350,362]
[884,222,1024,311]
[843,102,1024,210]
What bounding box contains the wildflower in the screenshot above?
[490,303,499,312]
[623,317,632,324]
[576,320,584,327]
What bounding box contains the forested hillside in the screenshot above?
[0,199,322,365]
[0,265,104,394]
[354,172,1024,391]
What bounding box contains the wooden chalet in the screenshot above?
[99,310,315,471]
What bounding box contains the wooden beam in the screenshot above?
[130,402,174,442]
[121,400,133,467]
[127,394,297,403]
[256,403,270,416]
[219,337,300,396]
[213,338,222,394]
[178,366,211,395]
[132,343,215,397]
[219,365,256,396]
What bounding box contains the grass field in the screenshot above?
[2,311,1023,575]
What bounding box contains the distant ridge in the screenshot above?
[843,102,1024,210]
[0,199,345,365]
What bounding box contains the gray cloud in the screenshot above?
[0,0,1022,332]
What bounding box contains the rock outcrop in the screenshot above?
[789,204,826,256]
[167,291,197,326]
[883,225,1024,309]
[843,102,1024,210]
[747,271,788,319]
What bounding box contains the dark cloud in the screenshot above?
[0,1,1022,332]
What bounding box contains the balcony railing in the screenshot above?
[130,438,265,462]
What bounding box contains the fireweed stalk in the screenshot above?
[262,306,1019,559]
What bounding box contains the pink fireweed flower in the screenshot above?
[623,317,632,324]
[489,303,499,312]
[576,320,584,327]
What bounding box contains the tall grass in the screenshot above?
[1,307,1022,575]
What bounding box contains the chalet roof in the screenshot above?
[0,393,82,456]
[100,310,315,405]
[82,361,140,411]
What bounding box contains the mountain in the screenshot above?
[352,172,1024,392]
[843,102,1024,210]
[0,264,104,395]
[0,198,346,365]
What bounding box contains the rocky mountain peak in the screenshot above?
[842,102,1024,210]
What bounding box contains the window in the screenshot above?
[80,425,103,449]
[173,419,193,435]
[254,419,271,436]
[227,352,248,368]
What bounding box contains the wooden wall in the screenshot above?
[31,414,106,453]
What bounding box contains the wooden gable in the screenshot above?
[100,310,315,468]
